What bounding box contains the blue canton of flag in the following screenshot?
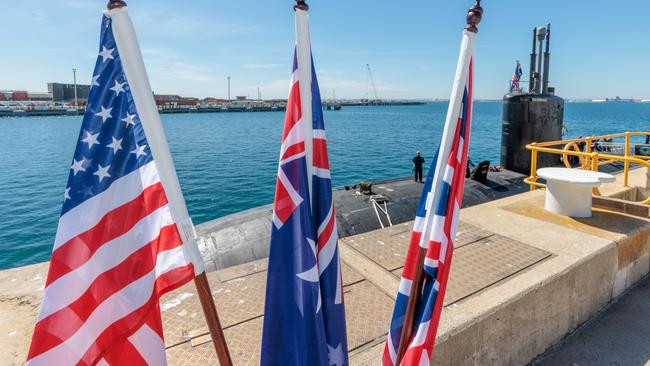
[65,18,151,212]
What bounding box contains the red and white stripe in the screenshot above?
[27,162,195,366]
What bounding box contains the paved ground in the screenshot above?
[532,275,650,366]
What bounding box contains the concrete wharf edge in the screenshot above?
[0,169,649,365]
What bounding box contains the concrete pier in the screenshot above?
[1,169,649,365]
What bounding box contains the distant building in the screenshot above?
[11,91,29,101]
[48,82,90,102]
[0,91,39,101]
[178,97,199,106]
[28,92,53,102]
[236,96,247,101]
[154,94,199,107]
[154,94,181,106]
[203,97,227,104]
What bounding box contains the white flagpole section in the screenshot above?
[419,30,476,248]
[106,7,205,275]
[295,9,314,203]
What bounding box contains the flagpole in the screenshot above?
[294,0,314,203]
[394,2,483,364]
[106,1,232,365]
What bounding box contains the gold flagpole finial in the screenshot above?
[107,0,127,10]
[294,0,309,11]
[465,0,483,33]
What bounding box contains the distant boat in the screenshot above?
[641,99,650,103]
[606,97,634,102]
[591,99,606,103]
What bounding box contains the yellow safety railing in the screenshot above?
[525,131,650,205]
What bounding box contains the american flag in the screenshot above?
[26,14,196,365]
[383,60,473,366]
[261,9,348,366]
[511,60,522,92]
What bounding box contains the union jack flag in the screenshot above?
[511,60,522,92]
[260,10,348,366]
[27,12,197,365]
[383,60,473,366]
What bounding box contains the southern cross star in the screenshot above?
[296,238,321,313]
[327,343,345,366]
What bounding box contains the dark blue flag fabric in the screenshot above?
[260,33,348,366]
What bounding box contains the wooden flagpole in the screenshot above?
[194,273,233,366]
[394,2,483,364]
[106,1,233,365]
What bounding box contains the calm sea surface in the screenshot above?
[0,102,648,269]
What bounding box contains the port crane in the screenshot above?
[366,63,380,103]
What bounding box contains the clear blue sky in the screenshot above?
[1,0,648,100]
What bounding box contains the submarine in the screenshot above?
[501,24,564,174]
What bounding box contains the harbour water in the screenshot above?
[0,102,648,270]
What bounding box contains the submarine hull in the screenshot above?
[196,170,530,272]
[501,93,564,175]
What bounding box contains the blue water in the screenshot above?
[0,102,648,269]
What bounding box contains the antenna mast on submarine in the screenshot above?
[529,23,552,95]
[542,23,552,94]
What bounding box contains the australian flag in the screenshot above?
[260,11,348,366]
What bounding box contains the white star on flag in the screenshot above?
[70,158,86,175]
[99,46,114,62]
[91,75,100,89]
[327,343,345,366]
[131,144,147,158]
[63,187,71,201]
[106,137,123,154]
[109,81,126,96]
[122,113,136,127]
[295,238,322,313]
[81,131,100,149]
[93,164,111,183]
[95,106,113,123]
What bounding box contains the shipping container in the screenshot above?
[12,91,29,101]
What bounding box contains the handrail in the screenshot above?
[525,131,650,205]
